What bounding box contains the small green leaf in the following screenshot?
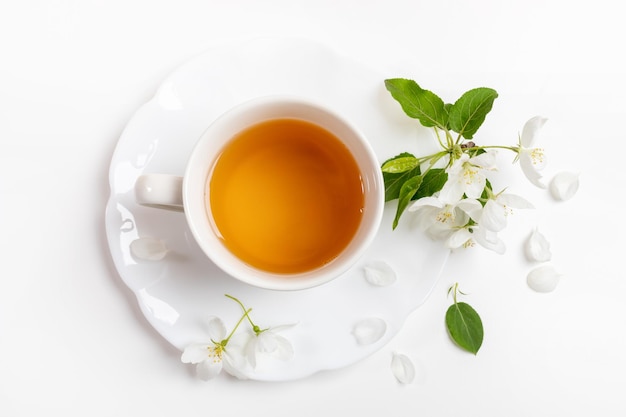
[448,87,498,139]
[381,155,420,174]
[392,175,423,229]
[384,79,448,129]
[382,153,421,202]
[445,301,484,354]
[413,168,447,200]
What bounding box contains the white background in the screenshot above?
[1,0,624,416]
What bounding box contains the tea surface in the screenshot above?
[208,118,364,274]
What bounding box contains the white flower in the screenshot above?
[181,316,248,381]
[245,325,295,369]
[517,116,548,188]
[447,224,506,254]
[409,195,482,241]
[480,190,534,232]
[525,228,552,262]
[549,171,580,201]
[438,151,498,202]
[409,194,508,254]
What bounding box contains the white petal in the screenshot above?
[181,343,210,364]
[352,318,387,345]
[527,264,561,292]
[195,359,222,381]
[363,260,397,286]
[391,352,416,384]
[498,193,534,209]
[266,323,298,332]
[424,223,455,241]
[474,228,506,254]
[244,336,260,368]
[525,228,552,262]
[411,206,442,232]
[207,316,227,340]
[520,116,548,147]
[437,180,465,205]
[256,332,294,361]
[446,228,472,249]
[470,151,497,170]
[222,347,250,380]
[480,200,507,232]
[519,154,547,188]
[408,196,444,211]
[446,154,469,175]
[550,172,580,201]
[456,198,483,222]
[129,237,168,261]
[464,174,487,199]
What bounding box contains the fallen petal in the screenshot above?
[550,171,580,201]
[363,261,397,286]
[391,352,416,384]
[352,318,387,345]
[525,228,552,262]
[527,264,561,293]
[130,237,168,261]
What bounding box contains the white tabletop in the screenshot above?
[1,0,624,416]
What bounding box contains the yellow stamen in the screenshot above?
[208,344,224,364]
[436,208,455,224]
[531,148,544,165]
[462,165,478,185]
[463,239,475,248]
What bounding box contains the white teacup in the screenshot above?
[135,96,384,291]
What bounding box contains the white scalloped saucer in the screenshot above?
[104,36,449,381]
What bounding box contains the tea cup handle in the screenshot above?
[135,174,184,211]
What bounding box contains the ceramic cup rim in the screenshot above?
[183,95,385,291]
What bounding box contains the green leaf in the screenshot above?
[384,79,448,129]
[381,155,419,174]
[448,87,498,139]
[445,301,484,354]
[413,168,447,200]
[392,175,423,229]
[382,153,421,202]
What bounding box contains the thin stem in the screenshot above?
[225,293,266,334]
[417,150,448,167]
[433,127,447,149]
[223,308,252,345]
[225,294,257,329]
[477,145,518,153]
[445,130,455,148]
